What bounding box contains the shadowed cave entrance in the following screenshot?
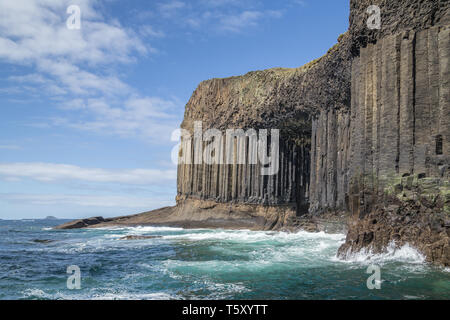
[278,113,312,217]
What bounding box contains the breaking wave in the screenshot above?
[21,288,179,300]
[335,241,426,265]
[2,219,449,300]
[162,229,345,243]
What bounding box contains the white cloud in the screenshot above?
[219,11,262,32]
[35,59,130,96]
[158,1,186,17]
[216,10,283,33]
[0,145,21,150]
[154,0,284,34]
[8,73,69,96]
[140,25,166,38]
[0,163,177,185]
[199,0,242,8]
[8,74,48,84]
[0,0,146,66]
[0,193,175,208]
[55,96,180,141]
[0,0,141,96]
[0,0,179,141]
[292,0,307,7]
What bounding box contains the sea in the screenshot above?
[0,219,448,300]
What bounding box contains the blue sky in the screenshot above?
[0,0,349,219]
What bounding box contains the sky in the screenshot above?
[0,0,349,219]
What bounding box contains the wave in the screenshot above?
[89,292,179,300]
[22,288,179,300]
[125,226,185,233]
[162,229,345,243]
[161,230,346,275]
[100,226,184,232]
[45,228,345,256]
[334,241,426,265]
[9,224,449,300]
[22,289,48,299]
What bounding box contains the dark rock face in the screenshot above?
[178,1,450,215]
[54,217,107,229]
[32,239,55,244]
[177,33,353,222]
[309,109,351,213]
[338,192,450,266]
[349,28,449,188]
[175,0,450,264]
[335,2,450,266]
[349,0,449,54]
[311,1,450,214]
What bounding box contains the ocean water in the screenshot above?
[0,219,448,300]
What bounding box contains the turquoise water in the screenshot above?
[0,219,449,300]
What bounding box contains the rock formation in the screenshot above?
[175,0,450,265]
[56,0,449,265]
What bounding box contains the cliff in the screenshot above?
[56,0,450,265]
[175,0,450,264]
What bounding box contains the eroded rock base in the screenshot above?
[55,199,300,231]
[338,187,450,267]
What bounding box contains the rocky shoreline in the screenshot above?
[56,0,449,267]
[54,208,348,233]
[338,180,450,266]
[54,204,448,266]
[54,200,347,233]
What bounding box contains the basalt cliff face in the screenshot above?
[175,0,450,265]
[176,21,353,228]
[57,0,450,266]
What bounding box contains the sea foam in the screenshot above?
[335,241,426,265]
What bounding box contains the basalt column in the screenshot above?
[177,133,311,216]
[309,108,351,213]
[346,25,450,220]
[349,27,449,185]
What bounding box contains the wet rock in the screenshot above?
[32,239,55,244]
[54,217,107,229]
[338,194,450,267]
[119,235,160,241]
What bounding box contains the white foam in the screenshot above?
[103,234,124,239]
[163,231,345,273]
[293,230,346,240]
[201,281,249,299]
[95,226,184,233]
[335,241,426,265]
[403,295,425,300]
[93,227,128,231]
[127,226,184,233]
[162,229,345,243]
[22,288,48,299]
[22,288,179,300]
[89,292,178,300]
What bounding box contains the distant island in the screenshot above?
[44,216,58,220]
